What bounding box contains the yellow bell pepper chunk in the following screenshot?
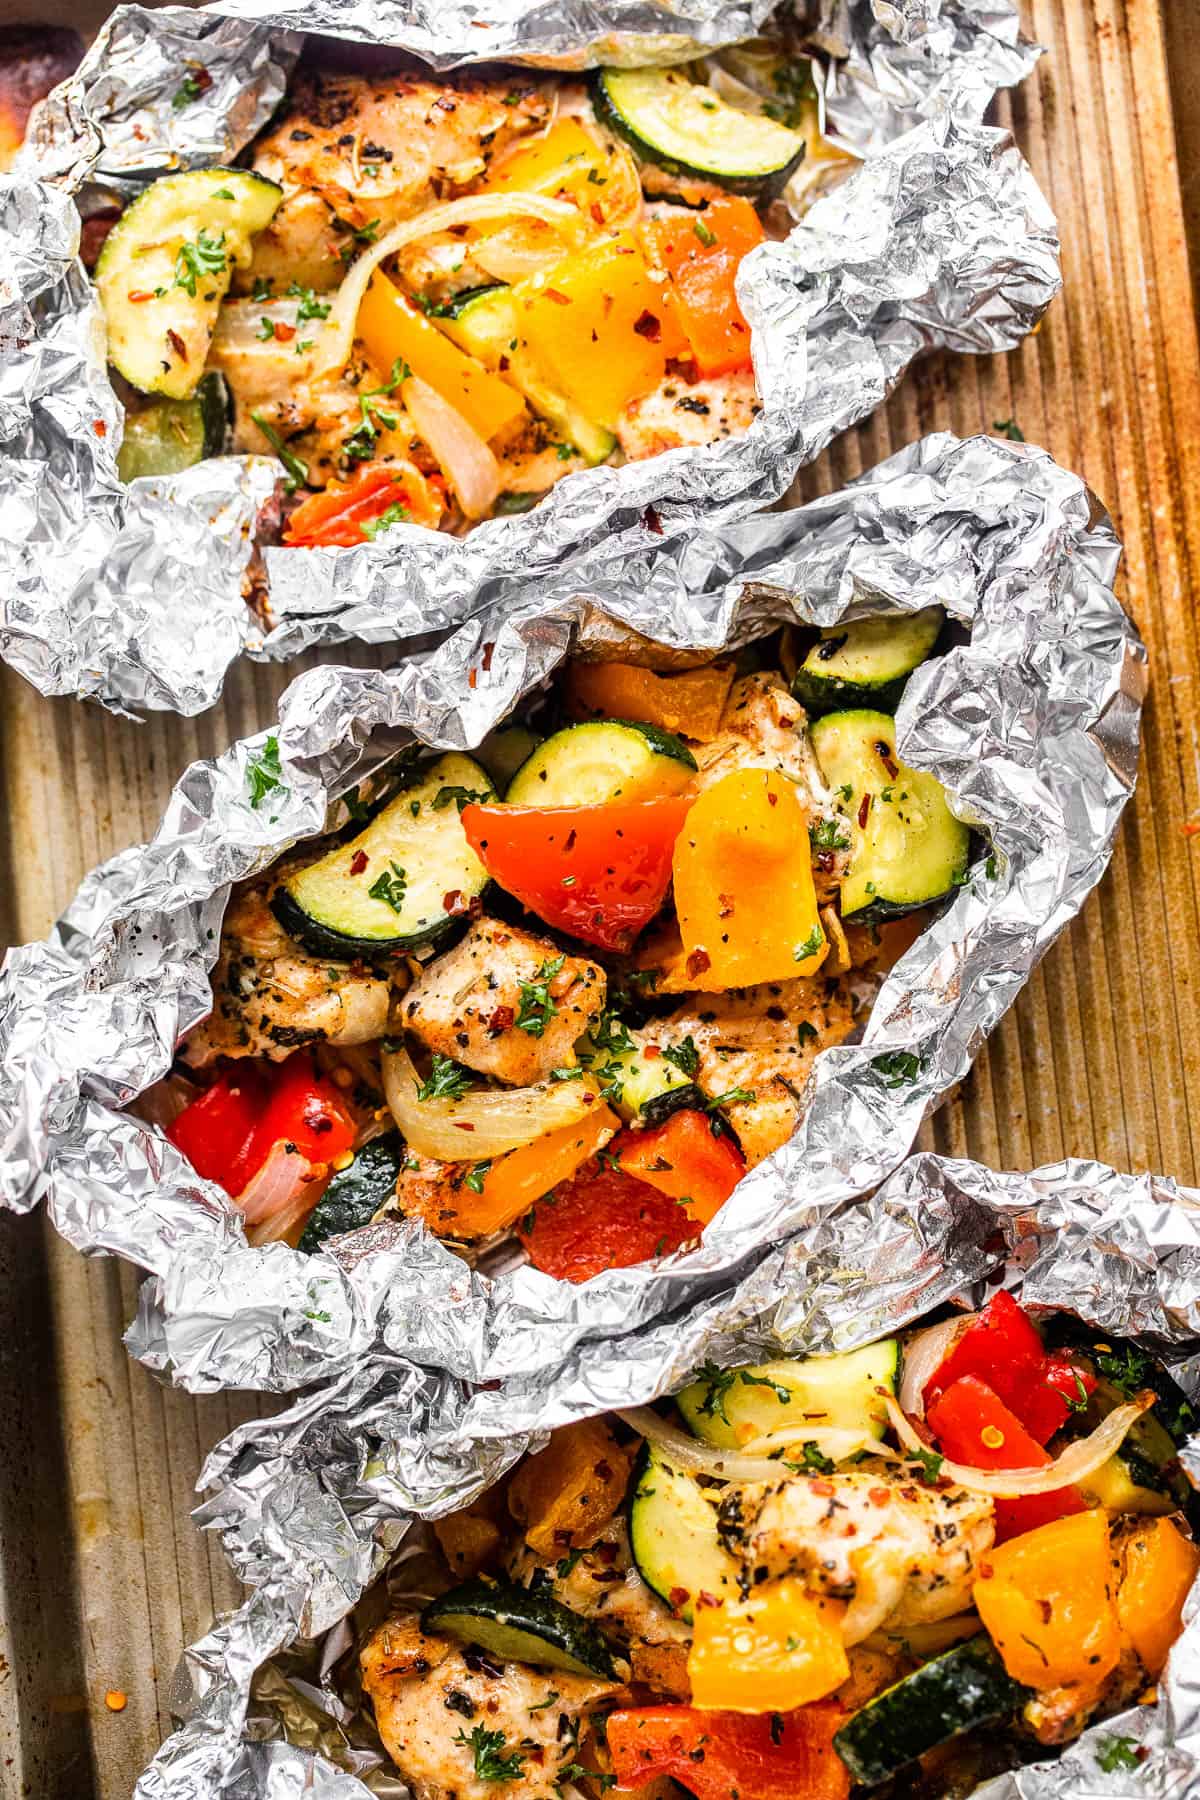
[688,1579,849,1713]
[672,769,828,989]
[356,272,526,443]
[513,232,681,431]
[973,1509,1121,1690]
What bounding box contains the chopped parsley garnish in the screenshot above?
[837,783,854,803]
[246,734,286,809]
[463,1160,492,1194]
[762,58,818,127]
[555,441,575,461]
[529,1690,561,1712]
[343,357,411,462]
[367,861,407,912]
[739,1370,793,1404]
[590,1010,635,1056]
[1093,1342,1152,1399]
[663,1035,700,1079]
[693,1360,737,1425]
[432,784,489,813]
[911,1446,944,1484]
[515,956,566,1037]
[706,1085,754,1112]
[250,410,309,493]
[173,228,227,297]
[809,818,850,852]
[454,1726,525,1782]
[555,1546,585,1579]
[1095,1736,1140,1774]
[252,276,273,302]
[872,1049,921,1088]
[171,70,207,110]
[256,316,276,341]
[1063,1370,1091,1413]
[794,923,824,962]
[797,1441,835,1475]
[693,219,717,247]
[286,281,332,322]
[550,1065,586,1082]
[361,501,410,540]
[343,784,372,825]
[992,418,1025,441]
[415,1055,474,1103]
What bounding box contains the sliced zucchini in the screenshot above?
[627,1445,741,1623]
[506,721,696,807]
[594,67,805,199]
[676,1341,899,1453]
[96,169,283,399]
[579,1020,700,1126]
[833,1636,1026,1786]
[438,285,616,466]
[297,1134,403,1253]
[422,1578,629,1680]
[116,372,229,483]
[476,725,543,792]
[792,607,944,717]
[810,710,969,920]
[271,753,495,959]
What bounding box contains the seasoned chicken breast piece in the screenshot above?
[180,874,391,1067]
[721,1462,995,1645]
[241,67,554,294]
[361,1613,619,1800]
[616,369,761,460]
[402,919,606,1086]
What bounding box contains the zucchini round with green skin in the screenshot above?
[116,372,230,483]
[579,1020,700,1126]
[96,169,283,399]
[506,721,696,806]
[833,1635,1027,1785]
[594,66,806,199]
[792,607,944,717]
[676,1341,899,1452]
[422,1578,629,1680]
[297,1134,403,1253]
[271,753,495,959]
[810,710,969,920]
[627,1445,740,1623]
[476,725,544,792]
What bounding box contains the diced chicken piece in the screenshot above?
[241,68,554,294]
[361,1614,619,1800]
[720,1462,995,1645]
[403,919,606,1086]
[616,369,760,460]
[642,975,855,1167]
[180,873,391,1067]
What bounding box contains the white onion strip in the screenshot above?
[898,1316,973,1416]
[615,1406,870,1485]
[402,375,500,520]
[885,1392,1156,1497]
[381,1040,601,1163]
[307,192,586,381]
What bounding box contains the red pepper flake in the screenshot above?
[273,321,296,343]
[858,791,871,829]
[544,288,571,305]
[633,308,662,343]
[978,1560,994,1581]
[488,1005,515,1035]
[696,1590,722,1609]
[686,948,711,979]
[454,1121,476,1132]
[350,849,369,876]
[1038,1599,1053,1623]
[808,1478,836,1498]
[581,1090,595,1104]
[668,1586,690,1612]
[468,668,478,689]
[868,1487,891,1507]
[92,419,107,438]
[128,289,156,303]
[192,67,213,95]
[481,641,495,672]
[442,889,465,914]
[642,1044,661,1059]
[767,790,778,807]
[642,505,663,536]
[590,202,605,226]
[166,328,187,361]
[717,894,735,918]
[876,742,900,780]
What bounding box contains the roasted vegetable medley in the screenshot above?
[148,612,966,1270]
[93,39,855,534]
[355,1295,1199,1800]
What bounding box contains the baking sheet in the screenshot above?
[1,0,1200,1794]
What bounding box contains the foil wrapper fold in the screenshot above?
[0,431,1146,1399]
[2,0,1050,712]
[134,1150,1200,1800]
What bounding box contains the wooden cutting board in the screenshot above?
[1,3,1198,1791]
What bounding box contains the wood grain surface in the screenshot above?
[1,2,1198,1792]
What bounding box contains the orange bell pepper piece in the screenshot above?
[567,660,735,741]
[615,1110,745,1226]
[973,1509,1121,1689]
[689,1580,849,1713]
[357,272,526,442]
[641,196,764,379]
[672,768,827,989]
[1115,1517,1200,1676]
[507,1418,634,1555]
[283,459,443,547]
[397,1101,619,1238]
[608,1703,849,1800]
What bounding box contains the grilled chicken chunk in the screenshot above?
[180,874,391,1067]
[242,68,554,294]
[721,1462,995,1645]
[403,920,606,1086]
[361,1614,619,1800]
[617,368,761,460]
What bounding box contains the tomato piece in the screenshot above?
[283,460,443,547]
[925,1291,1095,1446]
[167,1068,264,1196]
[167,1057,356,1197]
[248,1055,357,1169]
[640,196,764,379]
[615,1109,745,1226]
[461,797,692,952]
[607,1703,849,1800]
[517,1156,698,1280]
[1018,1355,1097,1444]
[927,1374,1086,1543]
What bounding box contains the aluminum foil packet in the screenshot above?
[1,0,1051,713]
[0,430,1146,1402]
[133,1149,1200,1800]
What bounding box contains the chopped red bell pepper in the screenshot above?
[283,459,443,547]
[924,1290,1095,1446]
[461,796,693,953]
[1018,1355,1097,1444]
[640,196,765,379]
[167,1056,356,1198]
[607,1703,849,1800]
[517,1156,698,1281]
[614,1109,745,1226]
[926,1373,1087,1543]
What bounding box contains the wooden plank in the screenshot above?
[1,3,1198,1790]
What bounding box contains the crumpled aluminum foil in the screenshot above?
[133,1149,1200,1800]
[0,430,1146,1400]
[2,0,1049,713]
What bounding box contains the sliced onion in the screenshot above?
[381,1040,602,1162]
[235,1139,328,1245]
[884,1392,1157,1497]
[898,1315,973,1416]
[615,1406,867,1485]
[402,375,501,520]
[307,192,586,381]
